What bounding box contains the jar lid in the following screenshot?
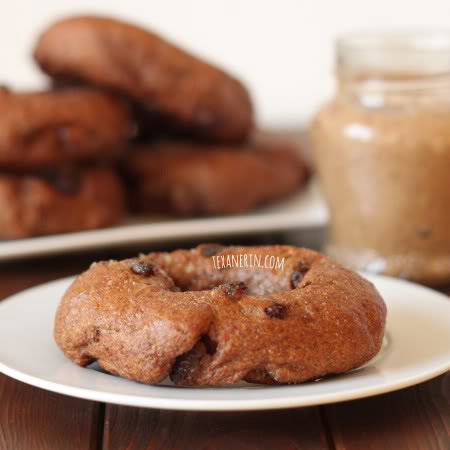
[336,31,450,78]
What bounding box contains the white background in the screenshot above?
[3,0,450,127]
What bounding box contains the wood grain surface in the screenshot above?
[103,406,329,450]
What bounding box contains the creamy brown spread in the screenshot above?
[311,86,450,285]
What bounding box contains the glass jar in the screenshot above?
[311,32,450,285]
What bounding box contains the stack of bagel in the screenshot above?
[0,15,308,239]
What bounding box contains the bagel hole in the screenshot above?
[171,271,295,296]
[156,256,312,295]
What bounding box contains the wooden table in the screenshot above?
[0,241,448,450]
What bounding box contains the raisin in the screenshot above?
[298,258,309,273]
[170,342,205,385]
[290,271,303,289]
[48,168,81,194]
[128,122,140,140]
[130,261,156,276]
[93,329,101,343]
[201,334,218,355]
[170,358,193,385]
[264,303,287,319]
[417,227,431,238]
[291,259,310,288]
[215,281,247,298]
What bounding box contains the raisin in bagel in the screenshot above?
[124,138,308,215]
[34,16,253,142]
[55,245,386,386]
[0,86,132,169]
[0,166,125,238]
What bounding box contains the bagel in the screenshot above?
[0,86,132,169]
[124,138,308,216]
[34,16,253,142]
[55,245,386,386]
[0,166,125,238]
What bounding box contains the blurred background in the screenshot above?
[5,0,450,128]
[2,0,450,287]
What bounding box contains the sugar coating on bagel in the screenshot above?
[54,245,387,386]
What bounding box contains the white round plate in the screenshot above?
[0,274,449,411]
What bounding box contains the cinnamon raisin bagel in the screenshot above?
[0,86,132,169]
[55,245,387,386]
[34,16,253,142]
[0,166,125,238]
[124,138,308,216]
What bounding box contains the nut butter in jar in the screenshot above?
[311,32,450,285]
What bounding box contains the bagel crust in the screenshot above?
[0,166,125,239]
[34,16,253,142]
[124,139,308,216]
[0,87,132,169]
[55,245,387,386]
